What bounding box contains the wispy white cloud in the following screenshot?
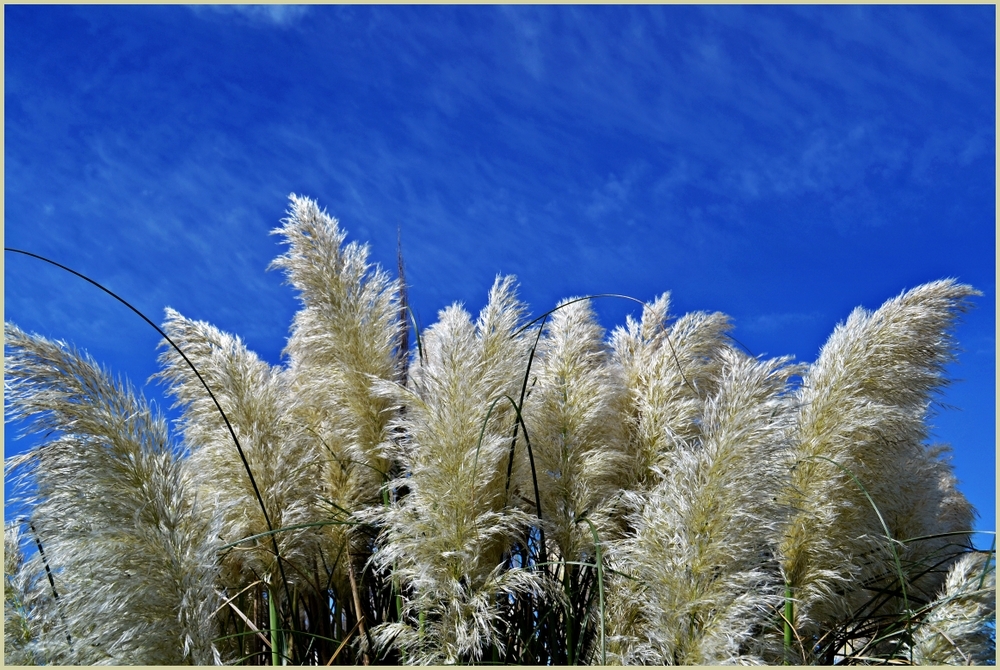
[741,310,827,337]
[498,5,548,82]
[188,4,309,28]
[487,6,994,229]
[584,165,646,221]
[5,4,993,531]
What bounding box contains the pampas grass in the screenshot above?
[606,348,801,665]
[777,279,983,662]
[4,196,993,665]
[5,324,222,664]
[909,550,996,665]
[368,277,548,664]
[609,296,733,490]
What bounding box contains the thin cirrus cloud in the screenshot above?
[188,4,310,29]
[4,4,994,538]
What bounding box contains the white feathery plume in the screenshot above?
[606,347,800,664]
[370,276,546,663]
[909,551,996,665]
[5,323,222,664]
[882,443,977,607]
[155,309,324,596]
[609,293,733,490]
[778,279,982,646]
[269,195,405,632]
[270,194,402,520]
[517,298,629,563]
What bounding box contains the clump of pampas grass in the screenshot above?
[4,196,992,665]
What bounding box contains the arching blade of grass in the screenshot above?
[325,618,362,666]
[406,306,424,367]
[268,587,281,666]
[578,518,606,666]
[814,455,911,615]
[504,315,547,499]
[515,293,696,392]
[784,581,794,664]
[4,247,295,614]
[977,535,995,590]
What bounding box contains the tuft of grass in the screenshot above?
[5,324,223,664]
[908,549,996,664]
[777,279,983,662]
[605,348,802,664]
[4,199,994,665]
[366,276,550,664]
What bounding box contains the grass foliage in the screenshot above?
[4,195,995,665]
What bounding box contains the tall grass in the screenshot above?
[367,277,549,664]
[5,324,222,664]
[605,348,802,664]
[777,280,984,663]
[4,196,994,665]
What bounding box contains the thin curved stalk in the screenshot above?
[4,247,296,633]
[514,293,695,393]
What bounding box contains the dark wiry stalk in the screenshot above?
[27,522,72,648]
[3,247,296,637]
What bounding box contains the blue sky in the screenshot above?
[4,5,995,541]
